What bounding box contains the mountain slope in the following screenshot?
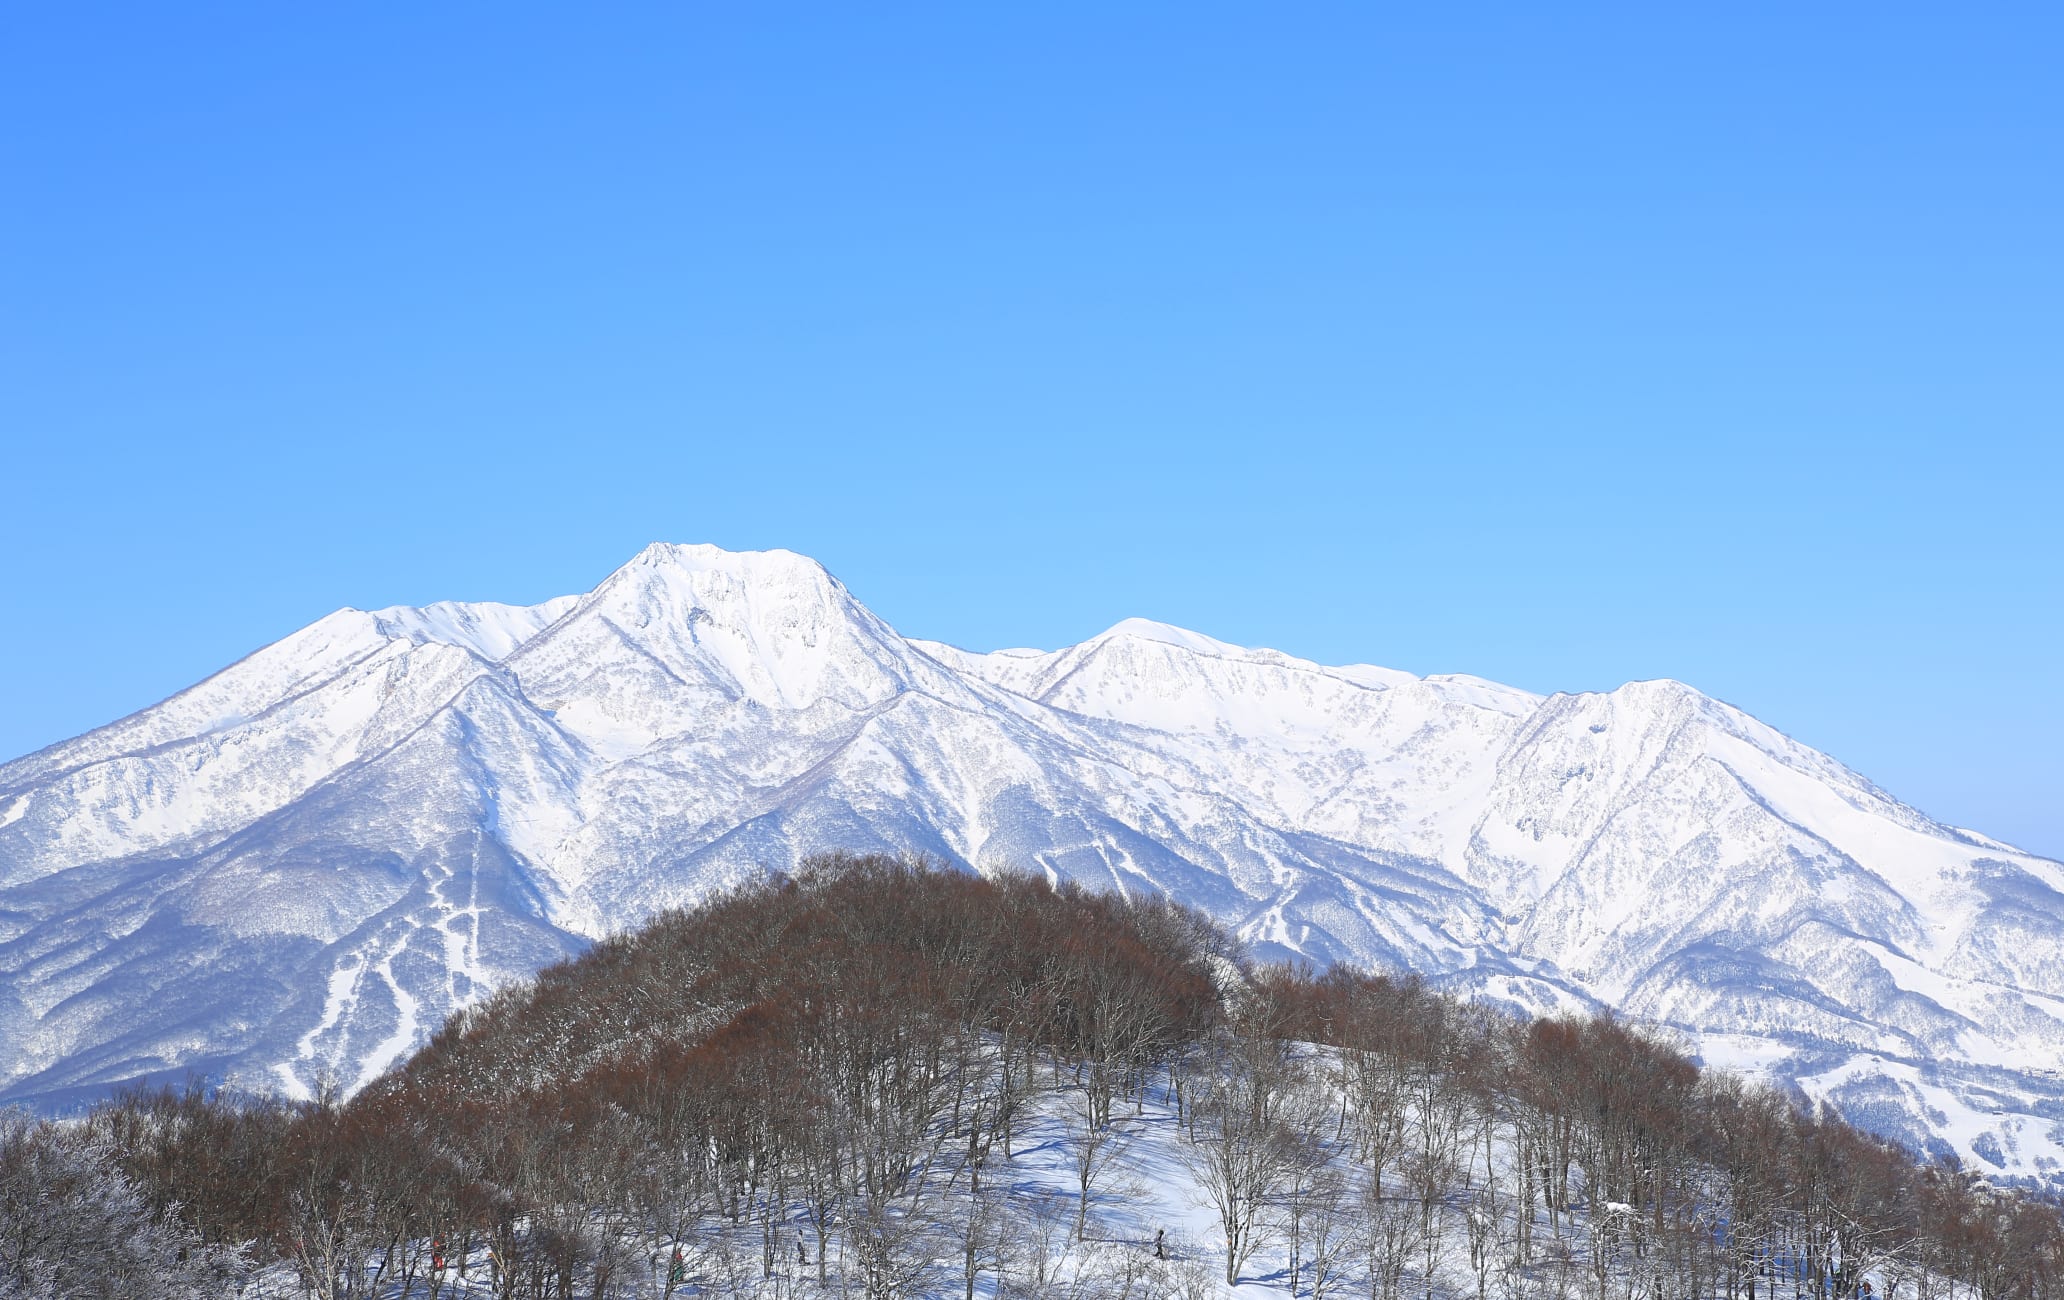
[2,543,2059,1180]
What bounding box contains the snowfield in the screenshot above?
[3,542,2062,1183]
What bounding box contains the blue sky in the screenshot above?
[4,6,2060,855]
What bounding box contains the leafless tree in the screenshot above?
[0,1110,250,1300]
[1289,1164,1360,1300]
[1179,1029,1314,1285]
[1364,1185,1418,1300]
[1066,1084,1133,1241]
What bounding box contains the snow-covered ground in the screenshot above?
[234,1047,1941,1300]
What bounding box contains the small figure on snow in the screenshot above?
[1154,1228,1167,1260]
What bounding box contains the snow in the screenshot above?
[288,962,366,1098]
[1099,616,1252,657]
[1792,1052,2064,1176]
[371,595,580,662]
[5,541,2063,1182]
[235,1044,1952,1300]
[353,942,423,1093]
[238,1051,1447,1298]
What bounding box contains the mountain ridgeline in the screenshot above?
[12,858,2060,1299]
[3,543,2063,1182]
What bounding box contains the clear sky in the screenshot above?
[4,6,2059,856]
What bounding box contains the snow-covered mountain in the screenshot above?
[4,543,2061,1178]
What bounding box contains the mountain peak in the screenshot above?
[1089,617,1249,657]
[6,544,2063,1184]
[584,541,863,640]
[619,541,839,586]
[496,542,921,732]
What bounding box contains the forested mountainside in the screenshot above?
[6,543,2064,1183]
[5,857,2059,1299]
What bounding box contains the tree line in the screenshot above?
[3,852,2060,1298]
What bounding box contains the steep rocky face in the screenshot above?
[3,543,2059,1181]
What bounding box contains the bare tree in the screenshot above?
[0,1110,250,1300]
[950,1178,1012,1300]
[1275,1093,1345,1297]
[1364,1185,1418,1300]
[1462,1186,1501,1300]
[1066,1085,1133,1241]
[1290,1165,1360,1300]
[1178,1031,1314,1285]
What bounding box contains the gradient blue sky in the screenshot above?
[4,6,2060,855]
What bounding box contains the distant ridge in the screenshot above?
[4,542,2062,1183]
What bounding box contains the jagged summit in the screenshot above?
[2,542,2060,1183]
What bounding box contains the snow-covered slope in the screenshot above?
[3,544,2059,1178]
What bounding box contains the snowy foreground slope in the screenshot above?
[3,543,2061,1178]
[228,1053,1808,1300]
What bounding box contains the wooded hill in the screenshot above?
[5,854,2061,1299]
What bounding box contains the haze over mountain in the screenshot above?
[4,543,2061,1181]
